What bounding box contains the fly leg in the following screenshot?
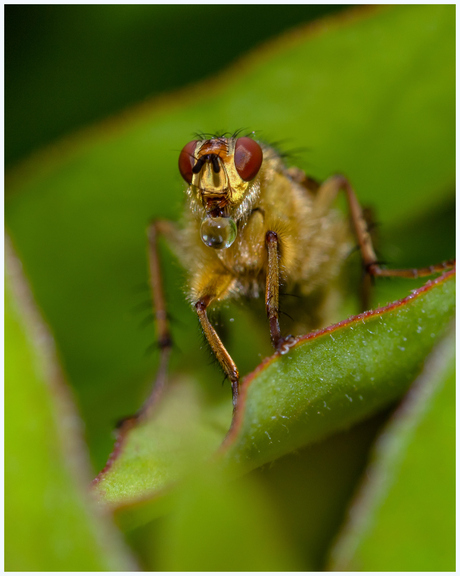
[264,230,297,351]
[315,175,455,286]
[135,220,178,420]
[194,274,240,410]
[123,219,179,424]
[265,230,282,348]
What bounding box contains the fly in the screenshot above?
[134,132,455,420]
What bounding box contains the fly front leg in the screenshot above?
[193,274,240,410]
[265,230,282,348]
[315,175,455,281]
[265,231,297,351]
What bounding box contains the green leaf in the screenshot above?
[222,273,455,472]
[328,330,455,571]
[247,413,394,571]
[93,378,230,506]
[93,271,454,523]
[5,241,136,571]
[5,6,454,472]
[154,467,302,571]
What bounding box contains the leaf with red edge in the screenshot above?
[93,271,455,529]
[221,271,455,472]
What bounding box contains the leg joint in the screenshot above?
[158,335,173,349]
[331,173,348,187]
[265,230,278,245]
[195,297,210,313]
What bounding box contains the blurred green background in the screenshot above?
[6,4,348,166]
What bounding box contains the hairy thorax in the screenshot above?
[179,145,351,312]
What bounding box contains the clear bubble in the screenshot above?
[200,216,237,249]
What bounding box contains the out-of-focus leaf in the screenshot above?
[5,5,454,469]
[248,412,392,571]
[154,467,302,571]
[5,241,136,571]
[93,378,230,506]
[6,5,348,165]
[328,330,455,571]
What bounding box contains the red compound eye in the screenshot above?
[234,137,263,181]
[178,140,198,183]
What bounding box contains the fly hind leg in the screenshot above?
[314,175,455,288]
